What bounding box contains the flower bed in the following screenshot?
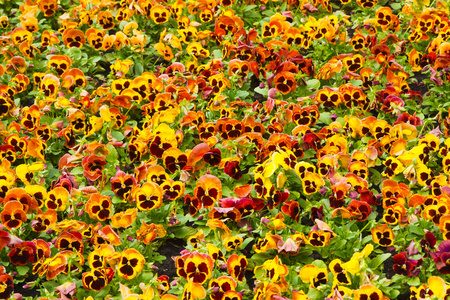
[0,0,450,299]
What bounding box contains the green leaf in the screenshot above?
[111,196,124,204]
[369,168,382,185]
[236,90,249,99]
[106,144,119,163]
[241,237,253,249]
[254,87,268,97]
[134,62,144,75]
[318,112,331,125]
[213,49,222,59]
[16,266,29,276]
[251,252,272,261]
[312,260,327,269]
[391,3,401,10]
[71,166,84,175]
[68,47,82,61]
[349,79,363,86]
[406,276,421,286]
[362,234,373,244]
[222,185,232,197]
[408,225,424,236]
[111,131,124,141]
[307,288,325,300]
[369,253,391,269]
[306,79,321,90]
[169,226,196,238]
[254,267,265,279]
[244,4,257,11]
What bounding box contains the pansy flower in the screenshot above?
[133,182,163,211]
[85,193,112,222]
[176,252,214,284]
[203,149,222,166]
[0,16,8,29]
[354,285,384,300]
[393,252,422,277]
[117,248,145,279]
[150,5,171,24]
[32,209,57,233]
[82,268,114,291]
[46,186,69,211]
[423,202,449,225]
[149,136,178,159]
[160,180,185,201]
[299,265,328,288]
[55,231,84,253]
[194,174,222,208]
[224,236,243,251]
[128,139,147,163]
[301,171,325,195]
[48,55,72,76]
[162,148,188,173]
[62,28,85,48]
[383,203,406,225]
[4,187,38,213]
[371,224,394,247]
[329,259,351,285]
[382,156,405,178]
[306,230,333,247]
[82,154,107,182]
[215,118,243,140]
[185,194,202,216]
[1,201,27,230]
[37,0,58,16]
[255,256,288,282]
[224,161,243,180]
[111,171,137,200]
[209,276,237,300]
[265,188,289,210]
[111,208,138,229]
[97,10,115,30]
[136,222,166,244]
[0,268,13,300]
[41,30,60,47]
[61,68,87,93]
[227,254,247,282]
[181,280,206,300]
[20,105,41,132]
[40,74,60,98]
[8,241,36,265]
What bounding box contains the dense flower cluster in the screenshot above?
[1,0,450,299]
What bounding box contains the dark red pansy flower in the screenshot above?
[310,206,324,221]
[8,241,37,266]
[0,269,14,300]
[431,240,450,274]
[185,194,202,216]
[347,200,372,222]
[420,231,436,258]
[203,149,222,166]
[281,200,300,222]
[393,252,422,277]
[224,161,242,180]
[303,132,322,151]
[360,189,378,206]
[220,197,265,217]
[266,188,289,210]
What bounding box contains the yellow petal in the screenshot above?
[428,276,446,298]
[299,264,318,283]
